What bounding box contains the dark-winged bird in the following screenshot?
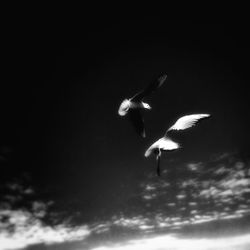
[118,74,167,137]
[145,114,210,176]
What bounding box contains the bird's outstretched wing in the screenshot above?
[129,109,146,138]
[131,74,167,102]
[165,114,210,135]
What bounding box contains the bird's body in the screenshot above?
[118,74,167,137]
[118,99,151,116]
[145,137,179,157]
[145,114,210,176]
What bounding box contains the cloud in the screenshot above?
[90,233,250,250]
[1,151,250,249]
[0,208,90,250]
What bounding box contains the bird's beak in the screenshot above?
[142,130,146,138]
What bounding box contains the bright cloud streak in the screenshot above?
[91,234,250,250]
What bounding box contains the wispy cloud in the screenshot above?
[1,152,250,249]
[0,208,90,250]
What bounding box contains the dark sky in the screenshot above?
[2,20,250,224]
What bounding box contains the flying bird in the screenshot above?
[145,114,210,176]
[118,74,167,137]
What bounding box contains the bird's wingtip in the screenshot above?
[202,113,211,119]
[158,73,168,83]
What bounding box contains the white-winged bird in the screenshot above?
[118,74,167,138]
[145,114,210,176]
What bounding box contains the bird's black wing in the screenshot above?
[131,73,167,102]
[129,109,146,138]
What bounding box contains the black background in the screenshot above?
[1,18,250,229]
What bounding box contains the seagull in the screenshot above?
[118,74,167,137]
[145,114,210,176]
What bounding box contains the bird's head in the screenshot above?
[145,146,154,157]
[142,102,151,110]
[118,99,130,116]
